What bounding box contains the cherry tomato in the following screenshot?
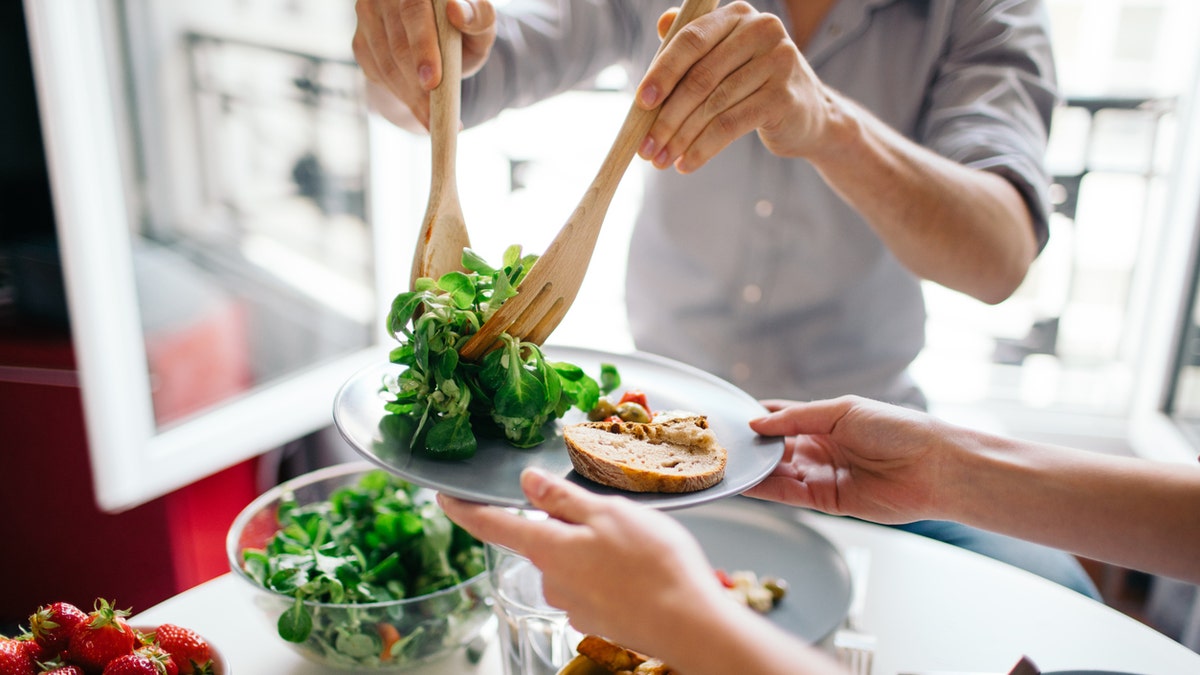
[715,569,735,589]
[618,390,651,417]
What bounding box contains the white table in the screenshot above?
[134,512,1200,674]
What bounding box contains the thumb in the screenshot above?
[448,0,496,36]
[657,8,679,39]
[521,468,606,525]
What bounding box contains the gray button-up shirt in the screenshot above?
[462,0,1057,408]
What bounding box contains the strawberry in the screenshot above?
[67,600,136,673]
[29,603,87,655]
[97,654,160,675]
[40,664,85,675]
[132,646,175,675]
[0,638,35,675]
[11,638,45,666]
[149,626,209,675]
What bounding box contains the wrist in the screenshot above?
[804,86,866,168]
[933,423,1031,525]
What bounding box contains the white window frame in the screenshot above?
[23,0,416,512]
[1128,68,1200,465]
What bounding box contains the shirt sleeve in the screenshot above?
[918,0,1059,252]
[460,0,652,127]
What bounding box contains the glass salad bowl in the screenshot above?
[225,461,494,671]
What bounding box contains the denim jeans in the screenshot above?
[891,519,1102,600]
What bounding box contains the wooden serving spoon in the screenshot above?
[458,0,720,360]
[410,0,471,288]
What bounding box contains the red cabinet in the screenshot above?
[0,320,258,625]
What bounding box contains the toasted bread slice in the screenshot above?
[575,635,646,671]
[563,415,726,493]
[569,635,677,675]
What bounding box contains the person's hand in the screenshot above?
[744,396,954,524]
[437,468,731,655]
[352,0,497,128]
[635,2,836,173]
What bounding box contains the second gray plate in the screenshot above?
[676,497,852,643]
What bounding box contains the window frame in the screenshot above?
[24,0,414,512]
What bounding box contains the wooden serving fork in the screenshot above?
[458,0,720,360]
[410,0,471,288]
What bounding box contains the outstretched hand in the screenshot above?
[437,469,729,655]
[743,396,950,524]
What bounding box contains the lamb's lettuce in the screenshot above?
[383,245,618,459]
[241,470,489,667]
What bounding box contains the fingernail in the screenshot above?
[418,64,434,89]
[639,136,657,159]
[521,467,550,500]
[639,84,658,108]
[654,148,671,168]
[456,0,474,23]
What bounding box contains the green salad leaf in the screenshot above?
[383,245,618,458]
[242,469,488,667]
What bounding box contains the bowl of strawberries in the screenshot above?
[1,598,228,675]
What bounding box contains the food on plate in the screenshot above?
[236,468,488,669]
[587,390,653,423]
[564,411,727,493]
[383,245,620,458]
[716,568,789,613]
[558,571,786,675]
[3,598,218,675]
[562,635,677,674]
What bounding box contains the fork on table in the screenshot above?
[834,546,877,675]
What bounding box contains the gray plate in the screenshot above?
[333,346,784,510]
[676,497,852,642]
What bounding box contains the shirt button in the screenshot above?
[731,362,751,382]
[742,284,762,304]
[754,199,774,218]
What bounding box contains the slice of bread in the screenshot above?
[563,415,727,493]
[571,635,677,674]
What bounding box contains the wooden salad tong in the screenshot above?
[410,0,471,288]
[457,0,720,360]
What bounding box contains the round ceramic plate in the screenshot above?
[674,497,852,643]
[333,346,784,510]
[554,497,851,675]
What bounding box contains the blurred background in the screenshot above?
[3,0,1200,652]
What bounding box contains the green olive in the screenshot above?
[762,577,789,602]
[588,397,618,421]
[615,401,652,423]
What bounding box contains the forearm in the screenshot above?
[941,428,1200,584]
[807,90,1038,305]
[461,0,647,127]
[653,593,844,675]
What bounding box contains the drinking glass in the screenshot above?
[488,541,582,675]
